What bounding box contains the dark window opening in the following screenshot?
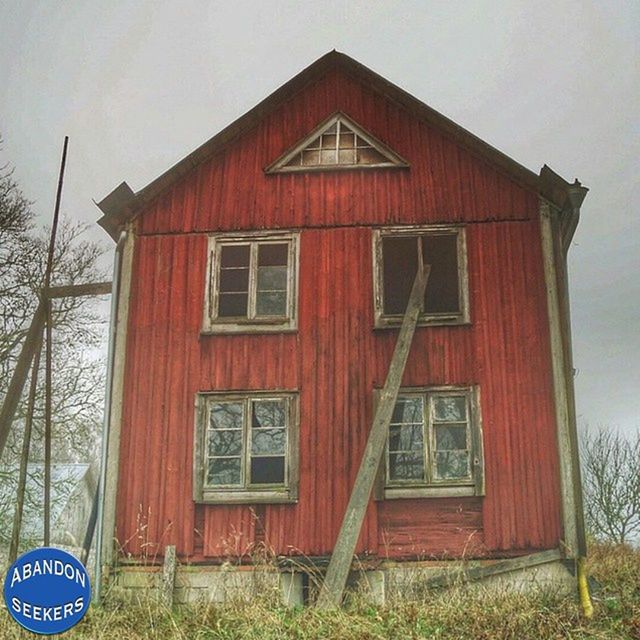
[381,233,460,316]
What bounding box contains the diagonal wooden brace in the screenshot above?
[316,264,430,609]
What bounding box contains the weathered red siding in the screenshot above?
[115,66,562,562]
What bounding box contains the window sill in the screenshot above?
[195,489,298,505]
[374,315,470,330]
[201,321,298,335]
[383,485,478,500]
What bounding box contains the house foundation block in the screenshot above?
[109,552,575,606]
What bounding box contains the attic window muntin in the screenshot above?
[265,113,408,173]
[373,226,470,328]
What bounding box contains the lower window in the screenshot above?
[193,392,299,504]
[380,386,484,499]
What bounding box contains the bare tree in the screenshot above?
[0,140,108,551]
[581,426,640,544]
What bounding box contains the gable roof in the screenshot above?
[96,50,586,241]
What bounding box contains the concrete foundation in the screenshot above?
[108,553,576,606]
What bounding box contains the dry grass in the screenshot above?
[1,543,638,639]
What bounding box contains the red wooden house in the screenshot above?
[95,51,588,603]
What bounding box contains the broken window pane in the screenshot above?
[421,234,460,313]
[389,452,424,481]
[210,402,243,430]
[434,451,470,480]
[258,243,288,266]
[381,232,461,317]
[219,267,249,293]
[218,292,248,317]
[220,245,250,268]
[433,396,467,422]
[251,456,285,484]
[382,236,418,314]
[208,457,242,486]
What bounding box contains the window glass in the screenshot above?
[209,237,296,328]
[197,393,298,502]
[386,390,478,488]
[251,399,286,484]
[207,402,244,487]
[387,396,425,482]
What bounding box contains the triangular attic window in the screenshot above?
[266,113,408,173]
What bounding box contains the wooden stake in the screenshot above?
[316,265,429,609]
[161,545,177,607]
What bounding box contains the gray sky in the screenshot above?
[1,1,638,434]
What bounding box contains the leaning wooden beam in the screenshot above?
[418,549,563,589]
[316,264,430,609]
[0,298,47,458]
[44,281,112,299]
[9,329,44,563]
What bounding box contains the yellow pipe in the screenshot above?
[577,556,593,618]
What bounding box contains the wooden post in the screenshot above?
[8,329,44,563]
[316,265,429,609]
[161,545,176,608]
[43,136,69,547]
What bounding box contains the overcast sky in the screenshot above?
[1,1,638,435]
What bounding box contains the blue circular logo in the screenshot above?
[3,547,91,635]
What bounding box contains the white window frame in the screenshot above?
[372,225,470,328]
[193,391,299,504]
[376,385,484,499]
[202,231,299,334]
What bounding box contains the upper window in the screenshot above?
[373,226,469,327]
[203,232,298,333]
[380,386,484,499]
[193,392,299,504]
[265,112,409,173]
